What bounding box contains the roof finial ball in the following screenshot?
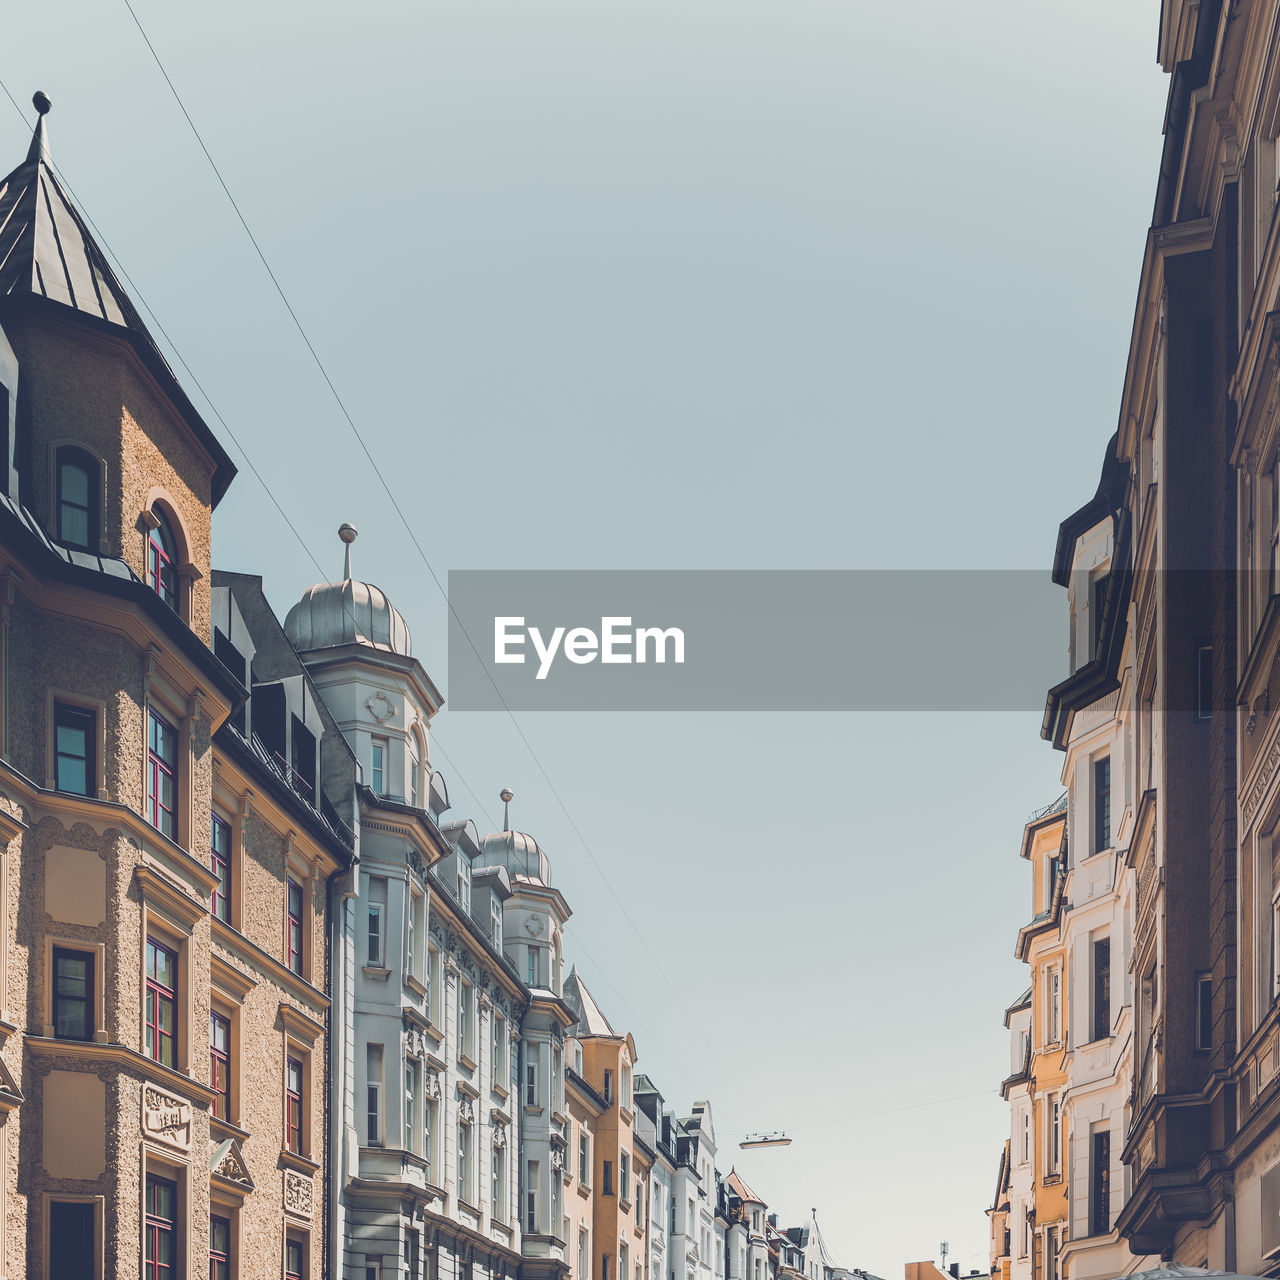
[338,522,357,581]
[27,91,52,167]
[500,788,513,832]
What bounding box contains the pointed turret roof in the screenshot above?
[727,1168,765,1206]
[563,967,617,1037]
[0,94,236,502]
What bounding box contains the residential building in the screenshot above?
[563,970,644,1280]
[284,542,530,1280]
[634,1075,675,1280]
[0,97,351,1278]
[1014,802,1068,1280]
[1045,450,1137,1280]
[999,990,1032,1280]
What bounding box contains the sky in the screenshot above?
[3,2,1170,1274]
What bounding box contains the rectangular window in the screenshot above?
[1093,757,1111,853]
[144,1174,177,1280]
[579,1131,590,1184]
[579,1230,589,1280]
[424,1092,436,1177]
[491,898,503,948]
[1046,1226,1059,1280]
[147,710,178,840]
[210,1213,231,1280]
[53,946,93,1041]
[621,1151,631,1202]
[1093,936,1111,1041]
[1047,1093,1061,1174]
[210,1011,231,1121]
[458,1123,470,1201]
[210,815,232,923]
[1090,1128,1111,1235]
[493,1012,507,1090]
[526,1057,539,1108]
[603,1159,614,1196]
[145,937,176,1067]
[1196,972,1213,1053]
[526,1160,538,1235]
[493,1141,506,1218]
[458,980,474,1060]
[603,1258,610,1280]
[366,1043,383,1146]
[527,946,538,987]
[636,1177,643,1223]
[622,1065,631,1107]
[371,739,386,795]
[604,1070,614,1106]
[552,1048,562,1112]
[427,943,442,1026]
[285,1234,305,1280]
[50,1200,95,1279]
[1196,644,1214,720]
[57,451,94,550]
[54,700,95,796]
[1049,968,1061,1044]
[286,1056,303,1153]
[367,877,385,968]
[622,1242,629,1280]
[405,1059,419,1153]
[287,879,304,976]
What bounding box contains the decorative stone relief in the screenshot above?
[425,1070,442,1102]
[1245,733,1280,825]
[211,1138,253,1189]
[458,1096,475,1126]
[492,1117,508,1149]
[366,692,396,723]
[524,914,545,937]
[407,848,427,880]
[550,1145,564,1173]
[284,1168,314,1219]
[142,1085,191,1150]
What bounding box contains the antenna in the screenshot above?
[940,1243,949,1271]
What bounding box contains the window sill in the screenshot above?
[620,1197,633,1213]
[406,974,428,999]
[458,1053,478,1073]
[362,965,391,981]
[458,1198,482,1217]
[577,1184,591,1199]
[279,1148,320,1176]
[492,1082,510,1101]
[524,1104,546,1117]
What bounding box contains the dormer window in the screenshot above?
[56,446,97,551]
[147,513,178,609]
[456,859,471,911]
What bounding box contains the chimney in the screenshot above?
[950,1267,960,1278]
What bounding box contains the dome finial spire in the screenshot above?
[338,522,357,580]
[27,91,51,166]
[500,787,513,832]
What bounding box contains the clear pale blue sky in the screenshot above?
[3,2,1168,1272]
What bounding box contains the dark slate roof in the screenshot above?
[0,96,237,504]
[0,112,144,329]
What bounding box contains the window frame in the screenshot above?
[286,878,305,978]
[53,698,97,797]
[285,1054,304,1154]
[54,445,100,553]
[210,1010,232,1123]
[145,935,178,1069]
[147,511,179,611]
[143,1171,178,1280]
[210,813,233,925]
[146,708,179,842]
[209,1212,232,1280]
[52,945,94,1042]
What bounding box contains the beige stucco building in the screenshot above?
[0,97,354,1277]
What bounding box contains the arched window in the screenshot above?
[56,446,97,551]
[147,512,178,609]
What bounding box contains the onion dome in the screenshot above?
[284,523,412,656]
[478,789,552,884]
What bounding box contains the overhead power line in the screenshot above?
[112,0,772,1133]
